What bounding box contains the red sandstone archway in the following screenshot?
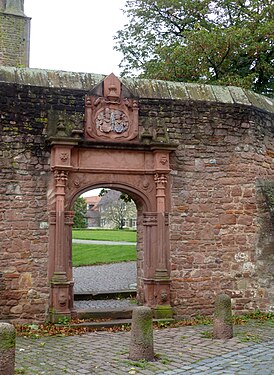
[70,183,146,312]
[47,74,175,321]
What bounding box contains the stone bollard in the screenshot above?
[129,306,154,361]
[213,293,233,339]
[0,322,16,375]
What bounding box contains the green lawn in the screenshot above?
[72,243,137,266]
[72,229,136,242]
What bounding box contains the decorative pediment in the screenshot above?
[85,73,139,142]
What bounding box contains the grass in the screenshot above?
[238,332,262,343]
[72,229,136,242]
[72,243,136,266]
[15,369,27,375]
[200,330,213,339]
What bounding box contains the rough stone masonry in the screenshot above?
[0,0,30,67]
[0,66,273,322]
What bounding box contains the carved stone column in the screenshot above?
[65,211,76,315]
[54,170,68,275]
[143,212,158,307]
[153,173,172,318]
[49,170,71,321]
[154,212,171,313]
[154,174,169,277]
[142,173,172,318]
[48,211,56,282]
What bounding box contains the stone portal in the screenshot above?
[48,74,176,321]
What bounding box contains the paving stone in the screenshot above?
[15,322,274,375]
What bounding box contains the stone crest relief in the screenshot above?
[96,108,129,135]
[85,73,139,142]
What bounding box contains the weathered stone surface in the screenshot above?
[213,294,233,339]
[129,306,154,361]
[0,9,30,67]
[0,72,273,322]
[0,323,16,375]
[0,66,273,113]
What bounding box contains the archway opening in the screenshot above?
[71,186,142,316]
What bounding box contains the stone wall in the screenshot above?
[0,82,49,320]
[0,11,30,67]
[0,81,87,321]
[136,97,274,317]
[167,102,274,316]
[0,67,273,321]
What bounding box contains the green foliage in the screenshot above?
[238,332,262,343]
[72,243,136,266]
[15,369,27,374]
[123,359,151,370]
[98,188,109,197]
[233,310,274,324]
[0,325,16,349]
[201,330,214,338]
[72,229,136,242]
[154,319,173,328]
[56,316,70,326]
[155,354,172,365]
[115,0,274,96]
[72,197,87,229]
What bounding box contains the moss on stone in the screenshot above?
[153,305,173,319]
[0,324,16,350]
[137,314,153,337]
[0,66,273,115]
[214,294,233,325]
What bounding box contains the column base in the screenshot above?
[153,305,173,319]
[48,309,72,324]
[49,274,71,322]
[143,277,172,317]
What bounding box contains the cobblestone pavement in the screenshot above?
[16,321,274,374]
[73,262,137,293]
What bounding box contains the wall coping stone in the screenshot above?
[0,66,273,114]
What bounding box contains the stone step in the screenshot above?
[70,319,132,329]
[68,318,175,330]
[74,289,137,301]
[77,306,134,320]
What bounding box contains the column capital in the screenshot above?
[54,170,68,186]
[154,173,167,212]
[154,173,167,188]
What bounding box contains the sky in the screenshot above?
[24,0,127,76]
[23,1,128,197]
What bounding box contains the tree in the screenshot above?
[115,0,274,96]
[98,189,137,229]
[73,197,87,228]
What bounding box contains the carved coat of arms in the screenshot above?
[85,74,139,142]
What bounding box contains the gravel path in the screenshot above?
[73,261,137,293]
[72,239,136,246]
[74,299,134,310]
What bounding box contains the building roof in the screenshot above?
[84,196,101,205]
